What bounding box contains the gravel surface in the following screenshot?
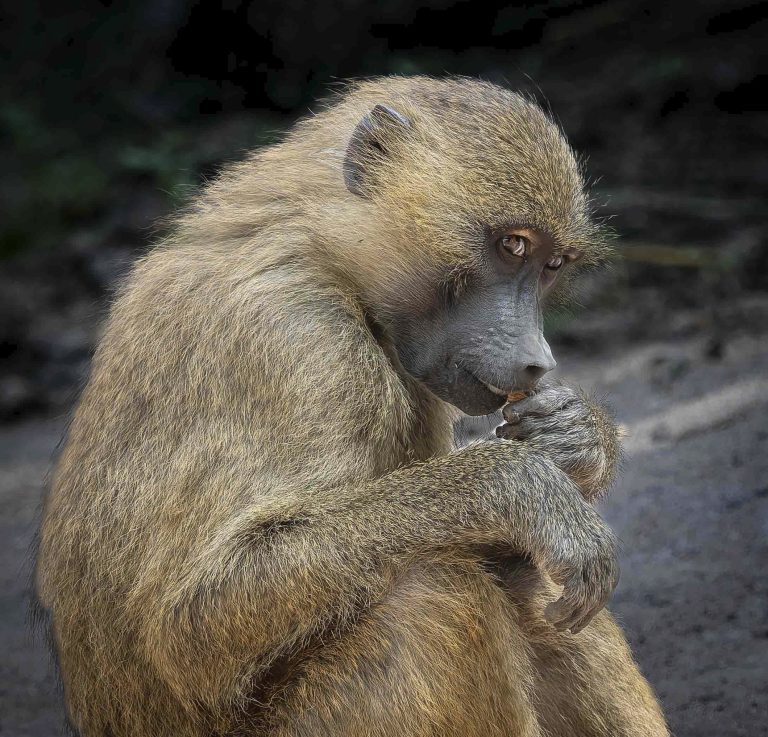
[1,303,766,736]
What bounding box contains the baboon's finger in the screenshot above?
[557,598,599,633]
[505,386,576,419]
[500,408,522,424]
[570,587,614,633]
[565,575,616,634]
[545,571,610,633]
[495,422,526,440]
[544,596,580,630]
[569,609,600,634]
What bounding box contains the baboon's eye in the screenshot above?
[500,234,527,258]
[545,255,564,271]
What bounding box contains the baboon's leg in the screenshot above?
[497,557,669,737]
[265,561,544,737]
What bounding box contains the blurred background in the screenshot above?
[1,1,766,735]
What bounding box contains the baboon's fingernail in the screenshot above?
[544,602,558,621]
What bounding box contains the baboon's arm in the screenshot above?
[145,440,617,707]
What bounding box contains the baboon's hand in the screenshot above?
[495,382,620,501]
[543,523,620,634]
[488,435,621,634]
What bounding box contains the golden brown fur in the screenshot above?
[36,76,667,736]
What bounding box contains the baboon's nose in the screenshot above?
[521,362,552,385]
[510,335,556,389]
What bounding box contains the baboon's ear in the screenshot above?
[343,104,412,197]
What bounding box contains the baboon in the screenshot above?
[36,76,668,736]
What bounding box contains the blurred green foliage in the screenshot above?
[0,99,284,256]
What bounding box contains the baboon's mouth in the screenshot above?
[475,377,531,404]
[470,374,514,404]
[481,380,508,397]
[465,371,505,398]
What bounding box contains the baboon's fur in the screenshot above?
[36,77,667,736]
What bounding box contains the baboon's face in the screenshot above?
[391,227,579,416]
[343,102,588,415]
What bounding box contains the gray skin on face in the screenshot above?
[342,105,570,416]
[392,231,561,416]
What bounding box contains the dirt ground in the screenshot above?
[1,299,767,737]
